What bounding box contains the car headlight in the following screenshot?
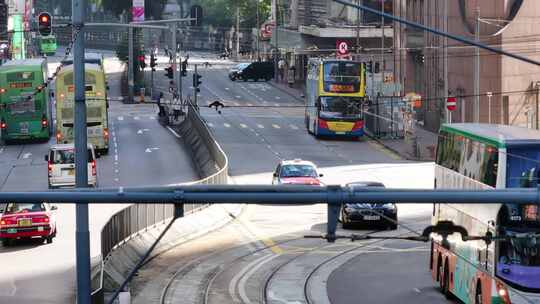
[344,206,356,213]
[383,203,397,212]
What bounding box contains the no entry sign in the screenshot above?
[447,96,457,111]
[336,40,349,56]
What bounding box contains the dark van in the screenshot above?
[237,61,274,81]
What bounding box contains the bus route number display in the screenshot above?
[329,84,354,93]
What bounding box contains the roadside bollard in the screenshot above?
[139,88,145,103]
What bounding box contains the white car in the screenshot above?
[46,144,98,188]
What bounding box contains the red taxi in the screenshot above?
[0,202,58,246]
[272,159,323,185]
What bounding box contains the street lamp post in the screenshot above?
[256,0,260,60]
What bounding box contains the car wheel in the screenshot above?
[265,76,271,81]
[46,236,53,244]
[342,213,351,229]
[2,238,11,246]
[243,77,248,82]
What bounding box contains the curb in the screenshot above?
[367,134,435,162]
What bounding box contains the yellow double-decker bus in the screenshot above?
[305,59,366,138]
[55,63,109,154]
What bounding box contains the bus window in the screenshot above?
[323,62,360,83]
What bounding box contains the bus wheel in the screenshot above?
[441,261,451,299]
[475,282,482,304]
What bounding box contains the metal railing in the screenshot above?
[364,96,405,139]
[91,101,228,300]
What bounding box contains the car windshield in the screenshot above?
[280,165,318,178]
[237,63,249,70]
[4,203,46,214]
[51,149,94,164]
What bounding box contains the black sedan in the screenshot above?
[228,63,250,80]
[341,182,398,230]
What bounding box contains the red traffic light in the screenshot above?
[37,12,52,36]
[138,55,145,61]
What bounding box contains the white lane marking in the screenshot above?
[275,96,281,100]
[413,288,421,293]
[225,87,230,90]
[274,103,280,107]
[166,126,181,138]
[290,124,299,130]
[272,124,281,129]
[257,124,264,129]
[229,253,272,303]
[115,169,119,173]
[247,103,253,106]
[114,155,118,161]
[238,254,279,304]
[114,178,119,182]
[137,130,143,134]
[117,116,124,121]
[134,116,140,120]
[22,153,32,159]
[207,122,214,128]
[236,95,242,98]
[240,124,248,129]
[0,147,4,154]
[224,123,231,128]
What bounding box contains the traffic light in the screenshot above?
[417,53,425,64]
[181,61,187,76]
[374,62,380,73]
[366,61,373,73]
[190,5,203,26]
[138,55,146,69]
[150,54,157,71]
[37,12,52,36]
[165,66,173,79]
[193,73,202,92]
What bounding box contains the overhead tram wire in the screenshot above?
[331,0,540,67]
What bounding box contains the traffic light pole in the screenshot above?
[72,0,91,303]
[128,27,134,103]
[171,23,179,102]
[193,64,198,108]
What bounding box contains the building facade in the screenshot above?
[270,0,393,89]
[396,0,540,132]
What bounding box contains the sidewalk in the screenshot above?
[268,80,305,102]
[372,125,438,162]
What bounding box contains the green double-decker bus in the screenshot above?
[39,35,57,56]
[0,58,52,143]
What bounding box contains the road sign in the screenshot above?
[336,40,349,56]
[447,96,457,111]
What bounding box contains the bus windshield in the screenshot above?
[497,229,540,290]
[323,62,360,83]
[319,96,363,119]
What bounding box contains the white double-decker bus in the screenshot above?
[433,123,540,304]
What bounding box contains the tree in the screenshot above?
[193,0,271,29]
[102,0,167,20]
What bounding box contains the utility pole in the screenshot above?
[356,0,360,55]
[256,0,260,60]
[73,0,91,303]
[128,27,134,103]
[236,6,240,60]
[381,0,385,72]
[535,82,539,129]
[474,7,480,123]
[444,0,449,123]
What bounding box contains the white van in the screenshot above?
[46,144,98,188]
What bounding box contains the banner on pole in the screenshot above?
[132,0,144,22]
